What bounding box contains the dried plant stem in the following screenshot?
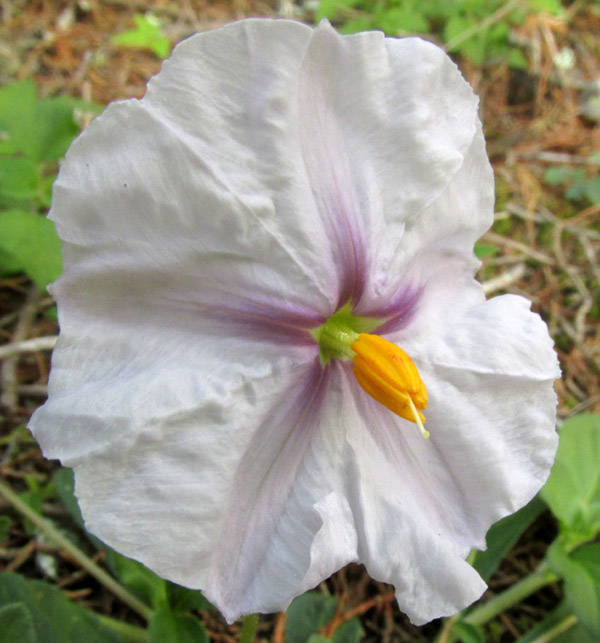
[0,479,153,622]
[444,0,520,52]
[0,335,58,360]
[1,286,41,408]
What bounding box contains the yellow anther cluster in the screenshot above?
[351,333,429,438]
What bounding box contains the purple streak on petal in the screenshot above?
[197,292,325,346]
[324,183,369,308]
[297,55,369,308]
[207,357,333,606]
[358,285,423,335]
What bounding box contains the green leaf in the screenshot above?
[104,549,166,609]
[34,96,88,162]
[0,602,36,643]
[339,18,375,34]
[306,637,331,643]
[112,14,171,59]
[471,496,545,581]
[0,158,40,208]
[444,15,477,49]
[0,573,120,642]
[0,79,38,159]
[374,8,429,35]
[52,468,84,528]
[0,209,62,288]
[540,413,600,537]
[450,621,485,643]
[547,542,600,638]
[473,243,499,259]
[508,49,528,70]
[332,617,362,643]
[0,80,90,162]
[166,582,213,612]
[149,607,208,643]
[286,592,339,643]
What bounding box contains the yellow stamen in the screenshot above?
[351,333,429,438]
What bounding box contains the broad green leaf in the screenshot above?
[306,637,331,643]
[149,608,208,643]
[540,414,600,537]
[471,496,545,581]
[0,79,94,162]
[166,582,213,612]
[0,603,36,643]
[332,618,362,643]
[0,209,62,288]
[0,573,120,642]
[547,542,600,638]
[0,157,40,208]
[0,79,37,159]
[450,621,485,643]
[35,96,87,161]
[286,592,339,643]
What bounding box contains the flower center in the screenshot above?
[312,305,429,438]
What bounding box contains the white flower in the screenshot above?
[29,19,559,625]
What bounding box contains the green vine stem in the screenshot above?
[0,479,153,622]
[465,563,558,627]
[240,613,259,643]
[437,562,559,643]
[95,613,149,642]
[530,613,578,643]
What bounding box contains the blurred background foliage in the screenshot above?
[0,1,599,642]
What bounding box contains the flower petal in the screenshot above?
[33,355,359,622]
[49,20,341,323]
[344,295,558,622]
[355,122,494,328]
[298,23,480,305]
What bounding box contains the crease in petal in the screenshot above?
[297,23,480,309]
[204,360,334,620]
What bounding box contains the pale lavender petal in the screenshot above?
[204,359,333,617]
[297,23,480,307]
[355,123,493,326]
